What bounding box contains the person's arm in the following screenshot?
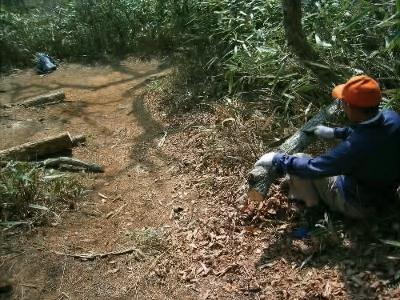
[272,140,357,179]
[312,125,352,140]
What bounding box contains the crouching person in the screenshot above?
[255,75,400,219]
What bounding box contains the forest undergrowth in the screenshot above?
[1,0,399,112]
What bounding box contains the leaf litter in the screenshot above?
[144,80,400,299]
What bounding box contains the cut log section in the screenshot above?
[18,90,65,107]
[247,102,340,201]
[0,132,85,161]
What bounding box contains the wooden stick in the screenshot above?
[52,246,144,261]
[106,203,127,219]
[247,102,340,201]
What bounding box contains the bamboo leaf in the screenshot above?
[380,239,400,248]
[314,34,332,48]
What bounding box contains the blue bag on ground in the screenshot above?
[292,227,310,239]
[36,53,57,74]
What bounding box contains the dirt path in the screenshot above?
[0,59,195,299]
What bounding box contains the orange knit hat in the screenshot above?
[332,75,382,108]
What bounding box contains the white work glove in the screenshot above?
[255,152,277,168]
[313,125,335,139]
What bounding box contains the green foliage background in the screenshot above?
[1,0,399,108]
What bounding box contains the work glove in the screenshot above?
[255,152,277,168]
[313,125,335,139]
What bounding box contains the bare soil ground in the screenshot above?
[1,59,400,300]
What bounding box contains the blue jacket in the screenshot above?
[272,110,400,207]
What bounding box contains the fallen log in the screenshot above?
[18,90,65,107]
[0,157,103,173]
[40,157,104,173]
[247,102,340,201]
[0,132,85,161]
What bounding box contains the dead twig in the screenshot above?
[214,263,239,277]
[20,283,38,289]
[52,246,144,261]
[299,254,314,269]
[157,131,168,148]
[98,192,108,200]
[57,292,70,300]
[1,221,32,231]
[106,203,127,219]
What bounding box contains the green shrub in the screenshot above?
[0,0,398,110]
[127,227,167,254]
[178,0,399,106]
[0,0,181,69]
[0,162,84,225]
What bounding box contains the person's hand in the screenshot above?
[313,125,334,139]
[255,152,277,168]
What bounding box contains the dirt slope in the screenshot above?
[1,59,399,300]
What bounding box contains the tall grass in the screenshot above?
[0,0,399,110]
[0,162,84,225]
[0,0,180,67]
[179,0,399,108]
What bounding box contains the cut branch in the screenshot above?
[52,246,144,261]
[40,157,104,173]
[247,102,340,201]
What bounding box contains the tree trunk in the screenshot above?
[247,102,340,201]
[281,0,339,85]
